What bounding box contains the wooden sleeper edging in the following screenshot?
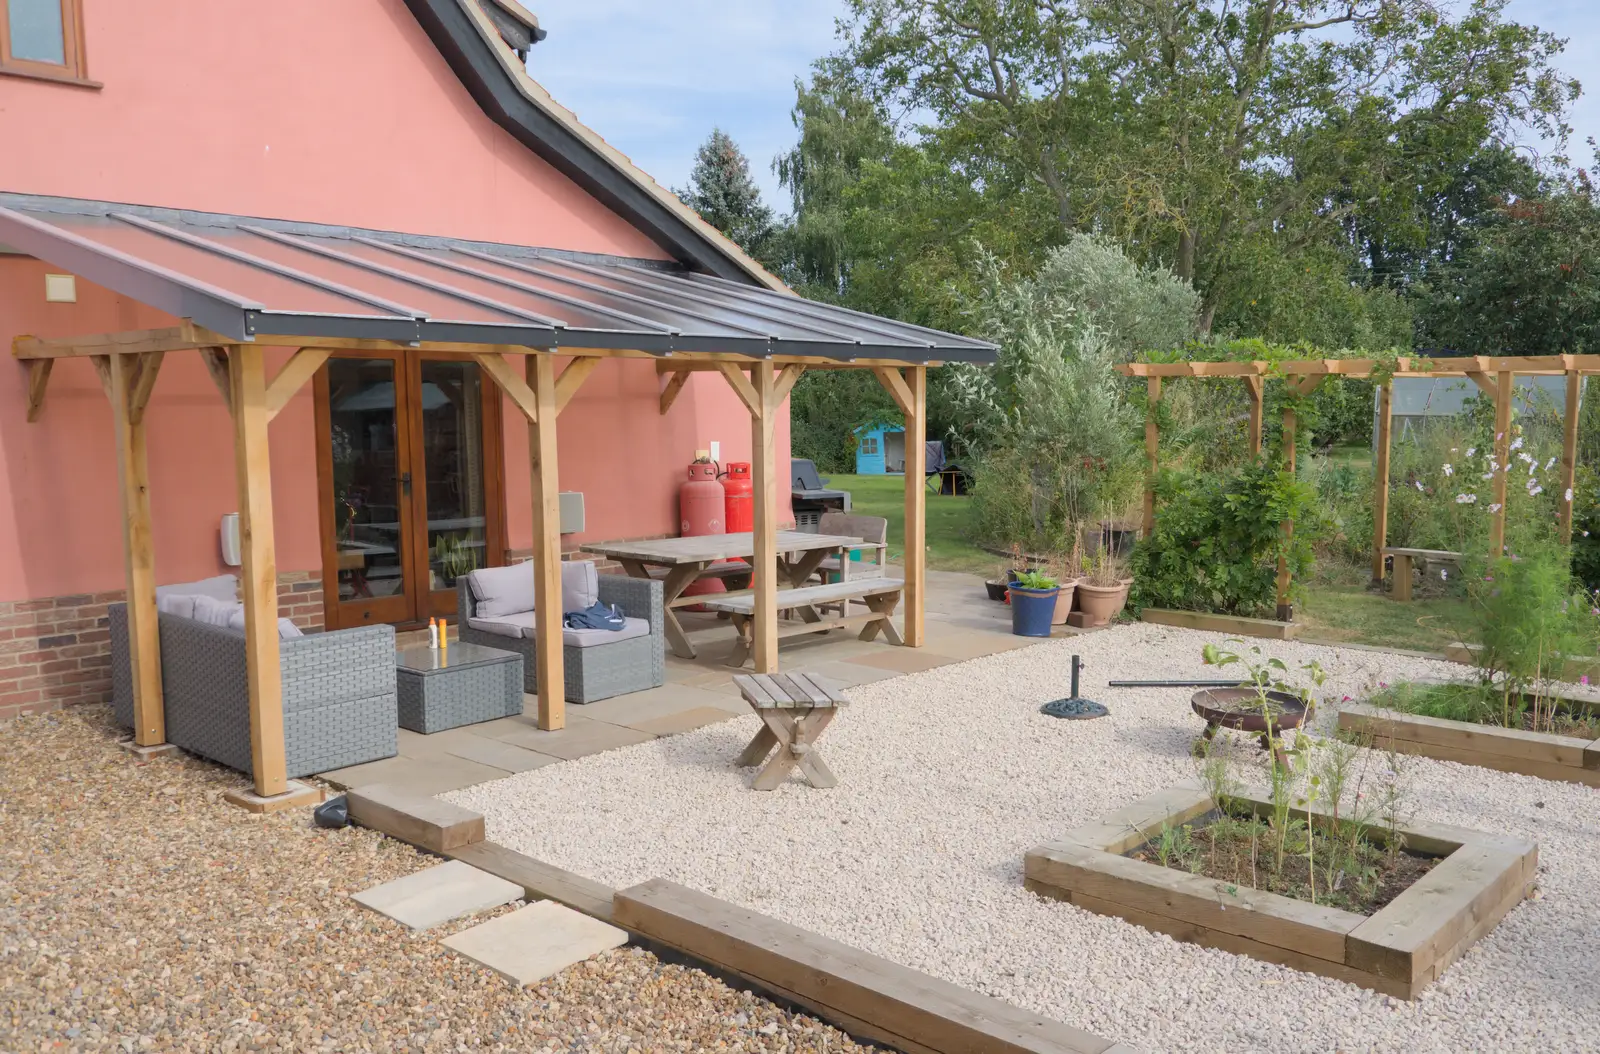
[1339,703,1600,789]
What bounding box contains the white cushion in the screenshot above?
[156,574,237,603]
[467,563,535,618]
[278,618,304,639]
[468,612,537,639]
[156,594,198,619]
[562,616,649,649]
[191,595,240,628]
[561,561,599,612]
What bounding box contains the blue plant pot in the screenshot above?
[1009,585,1060,637]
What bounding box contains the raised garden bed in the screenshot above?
[1442,642,1600,684]
[1140,608,1298,641]
[1340,701,1600,789]
[1024,784,1537,999]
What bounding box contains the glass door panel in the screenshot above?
[326,357,413,622]
[416,360,489,605]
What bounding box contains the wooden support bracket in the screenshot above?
[24,360,52,422]
[1466,372,1498,399]
[264,348,331,421]
[717,362,763,417]
[659,369,690,415]
[201,347,235,416]
[773,364,806,406]
[473,352,540,422]
[128,352,164,426]
[554,356,601,414]
[90,355,112,400]
[872,366,914,415]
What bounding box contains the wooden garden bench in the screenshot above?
[703,578,905,668]
[1384,546,1464,602]
[732,672,849,790]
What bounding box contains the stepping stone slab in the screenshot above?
[352,860,522,931]
[442,900,628,985]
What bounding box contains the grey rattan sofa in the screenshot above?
[456,562,664,704]
[110,602,397,779]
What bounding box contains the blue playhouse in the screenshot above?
[854,423,906,474]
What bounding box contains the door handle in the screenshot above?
[398,472,412,497]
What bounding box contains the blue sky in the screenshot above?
[524,0,1600,215]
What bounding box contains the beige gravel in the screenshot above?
[0,706,881,1053]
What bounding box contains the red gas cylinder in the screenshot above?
[679,461,725,536]
[722,462,753,534]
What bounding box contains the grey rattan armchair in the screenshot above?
[455,573,665,704]
[109,605,397,778]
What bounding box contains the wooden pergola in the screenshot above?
[13,325,942,808]
[1119,354,1599,620]
[0,198,992,811]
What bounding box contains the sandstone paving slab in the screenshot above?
[442,900,629,985]
[352,859,522,931]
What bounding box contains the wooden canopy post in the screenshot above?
[1561,369,1581,544]
[227,344,293,804]
[1372,380,1393,585]
[108,352,165,747]
[902,366,928,647]
[1143,377,1161,537]
[527,353,565,729]
[1489,370,1512,559]
[1244,375,1264,456]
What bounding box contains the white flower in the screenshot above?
[1567,489,1575,503]
[1517,452,1533,464]
[1529,484,1543,497]
[1450,448,1459,454]
[1456,493,1477,504]
[1466,448,1477,458]
[1511,436,1523,450]
[1547,457,1557,471]
[1490,503,1503,513]
[1482,472,1495,481]
[1442,464,1454,477]
[1441,569,1449,580]
[1414,481,1425,491]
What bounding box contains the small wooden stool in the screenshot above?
[732,672,849,791]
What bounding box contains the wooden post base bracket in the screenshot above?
[222,780,325,814]
[118,739,180,761]
[1024,784,1537,999]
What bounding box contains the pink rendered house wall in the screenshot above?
[0,0,790,611]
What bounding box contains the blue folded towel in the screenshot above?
[562,602,627,631]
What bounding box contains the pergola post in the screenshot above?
[1490,370,1512,559]
[527,353,566,729]
[1562,369,1581,544]
[1143,377,1161,537]
[108,352,164,747]
[902,366,927,648]
[1276,396,1297,621]
[748,363,780,672]
[1372,380,1393,585]
[229,344,290,800]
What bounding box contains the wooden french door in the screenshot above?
[314,352,506,630]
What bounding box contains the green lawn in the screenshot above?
[829,470,1465,654]
[824,473,998,577]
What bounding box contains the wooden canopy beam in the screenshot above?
[264,348,331,421]
[659,369,690,415]
[12,321,227,359]
[1117,355,1600,379]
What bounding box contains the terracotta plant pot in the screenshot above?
[1074,578,1133,627]
[1051,579,1079,625]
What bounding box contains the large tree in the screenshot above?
[678,128,777,261]
[835,0,1576,331]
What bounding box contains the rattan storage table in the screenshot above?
[396,642,524,734]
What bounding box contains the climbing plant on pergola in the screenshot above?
[1116,355,1598,622]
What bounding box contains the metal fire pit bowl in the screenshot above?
[1191,687,1311,765]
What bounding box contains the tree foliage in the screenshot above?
[678,128,777,261]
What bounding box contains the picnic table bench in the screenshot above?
[704,577,904,668]
[1384,546,1464,602]
[732,672,850,790]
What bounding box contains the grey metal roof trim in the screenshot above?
[0,197,998,363]
[404,0,781,291]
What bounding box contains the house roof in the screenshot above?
[0,195,998,362]
[406,0,787,292]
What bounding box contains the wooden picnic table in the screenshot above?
[580,531,869,659]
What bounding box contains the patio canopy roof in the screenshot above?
[0,194,997,363]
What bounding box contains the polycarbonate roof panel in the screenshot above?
[0,195,999,361]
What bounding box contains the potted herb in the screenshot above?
[1009,570,1060,637]
[1074,544,1133,626]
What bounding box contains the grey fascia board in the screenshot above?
[0,206,255,340]
[402,0,755,285]
[249,311,427,344]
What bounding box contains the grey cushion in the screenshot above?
[561,561,599,612]
[156,574,238,603]
[278,619,305,639]
[467,612,537,638]
[467,563,534,618]
[563,616,649,649]
[191,595,238,627]
[156,594,198,619]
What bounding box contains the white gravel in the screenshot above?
[446,624,1600,1054]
